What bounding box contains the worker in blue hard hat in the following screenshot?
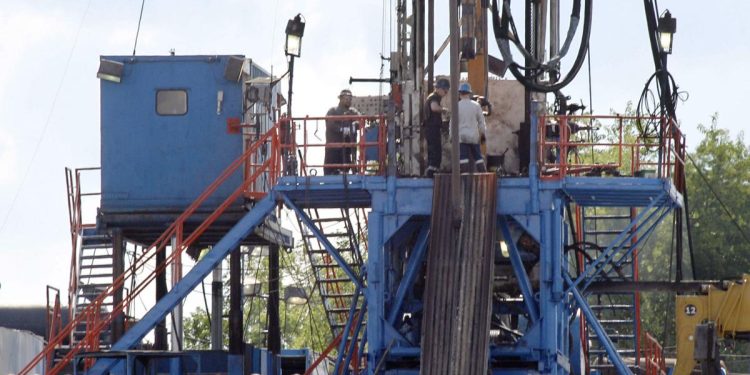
[423,78,450,177]
[325,89,361,175]
[453,82,487,173]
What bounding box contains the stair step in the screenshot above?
[319,277,353,283]
[312,218,346,224]
[590,304,633,310]
[303,232,350,239]
[328,307,361,314]
[588,334,634,340]
[308,249,353,255]
[588,349,637,355]
[321,292,356,298]
[313,263,360,269]
[599,319,635,324]
[584,215,632,220]
[584,230,629,235]
[80,254,114,260]
[80,264,113,270]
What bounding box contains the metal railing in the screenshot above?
[278,115,387,177]
[64,167,100,322]
[538,114,685,184]
[642,332,667,375]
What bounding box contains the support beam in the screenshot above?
[87,195,277,374]
[268,244,281,355]
[282,193,363,289]
[111,230,124,343]
[211,266,223,350]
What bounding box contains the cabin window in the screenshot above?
[156,90,188,115]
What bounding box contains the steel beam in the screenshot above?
[87,194,277,374]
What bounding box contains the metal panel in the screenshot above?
[420,173,497,375]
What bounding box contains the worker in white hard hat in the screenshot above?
[453,82,487,173]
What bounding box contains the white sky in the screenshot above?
[0,0,748,306]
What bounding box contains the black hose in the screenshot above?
[491,0,593,92]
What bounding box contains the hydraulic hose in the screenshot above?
[492,0,593,92]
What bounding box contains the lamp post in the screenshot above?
[284,14,305,176]
[658,10,676,55]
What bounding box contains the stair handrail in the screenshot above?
[642,331,667,375]
[65,167,101,322]
[21,125,280,375]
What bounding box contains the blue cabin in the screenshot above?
[97,54,282,244]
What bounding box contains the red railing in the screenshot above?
[65,167,100,322]
[538,114,685,185]
[276,115,387,178]
[642,332,667,375]
[45,286,62,373]
[21,126,281,375]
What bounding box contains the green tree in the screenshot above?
[182,246,333,354]
[685,115,750,280]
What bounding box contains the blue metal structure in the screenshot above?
[37,54,683,375]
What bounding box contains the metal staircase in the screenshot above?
[71,228,115,349]
[297,208,366,337]
[581,207,640,372]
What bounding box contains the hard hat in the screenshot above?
[458,82,472,94]
[435,78,450,90]
[339,89,353,98]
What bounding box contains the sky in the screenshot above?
[0,0,748,307]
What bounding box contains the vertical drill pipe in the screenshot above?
[450,0,462,218]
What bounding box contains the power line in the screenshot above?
[0,0,92,237]
[132,0,147,56]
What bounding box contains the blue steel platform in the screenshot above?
[80,174,682,375]
[276,175,682,213]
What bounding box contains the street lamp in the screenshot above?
[284,13,305,176]
[285,14,306,58]
[658,10,676,55]
[283,286,308,305]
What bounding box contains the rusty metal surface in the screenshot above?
[421,173,497,375]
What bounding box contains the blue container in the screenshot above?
[99,55,254,214]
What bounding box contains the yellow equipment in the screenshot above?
[675,274,750,375]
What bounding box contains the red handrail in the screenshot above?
[279,115,387,177]
[538,114,684,183]
[642,332,667,375]
[21,126,281,375]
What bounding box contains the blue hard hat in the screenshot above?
[436,78,450,90]
[458,82,472,94]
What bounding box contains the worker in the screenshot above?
[423,78,450,178]
[325,89,361,175]
[454,82,487,173]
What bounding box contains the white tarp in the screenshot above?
[0,327,44,375]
